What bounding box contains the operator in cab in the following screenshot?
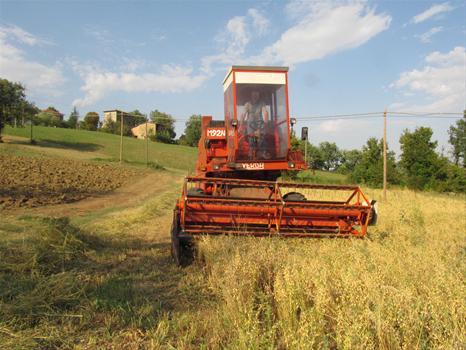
[240,90,270,160]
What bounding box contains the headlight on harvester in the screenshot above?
[213,164,220,170]
[288,162,295,168]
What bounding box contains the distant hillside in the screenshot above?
[4,126,198,171]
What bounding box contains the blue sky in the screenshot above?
[1,0,465,156]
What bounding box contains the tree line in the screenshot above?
[0,78,205,146]
[291,120,465,193]
[0,78,184,143]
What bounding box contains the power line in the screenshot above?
[297,115,382,121]
[295,111,464,121]
[166,110,465,123]
[297,112,384,119]
[387,111,462,116]
[294,115,462,122]
[387,115,461,119]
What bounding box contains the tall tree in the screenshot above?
[399,127,441,190]
[150,109,176,143]
[67,107,80,129]
[339,149,362,174]
[307,144,324,170]
[183,114,202,147]
[0,78,26,141]
[42,106,64,120]
[35,106,64,127]
[21,100,40,126]
[319,142,342,171]
[351,138,399,187]
[82,112,100,131]
[128,110,148,128]
[448,113,466,167]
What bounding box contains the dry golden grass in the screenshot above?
[191,188,466,349]
[1,181,464,349]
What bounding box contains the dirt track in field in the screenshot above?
[0,154,140,210]
[20,169,176,217]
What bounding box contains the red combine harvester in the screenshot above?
[171,66,377,265]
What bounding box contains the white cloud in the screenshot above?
[415,26,443,43]
[389,102,407,110]
[319,119,345,133]
[247,8,270,36]
[226,16,250,51]
[390,46,466,112]
[425,46,465,66]
[119,58,147,72]
[72,64,207,108]
[0,25,64,97]
[250,1,391,66]
[201,8,270,73]
[0,24,53,46]
[73,2,390,108]
[411,2,454,24]
[84,26,114,45]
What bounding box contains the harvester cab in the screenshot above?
[197,66,306,181]
[171,66,377,266]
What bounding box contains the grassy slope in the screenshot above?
[3,125,198,171]
[0,128,465,349]
[296,169,350,184]
[3,126,350,182]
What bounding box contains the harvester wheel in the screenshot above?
[170,211,194,266]
[179,237,194,266]
[283,192,306,201]
[170,212,182,265]
[368,200,378,226]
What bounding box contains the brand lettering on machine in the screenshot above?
[241,163,265,170]
[207,128,226,137]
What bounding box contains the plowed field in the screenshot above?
[0,154,137,209]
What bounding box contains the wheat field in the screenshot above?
[163,188,465,349]
[1,173,465,349]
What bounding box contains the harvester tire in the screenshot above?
[170,211,194,266]
[179,237,194,266]
[368,200,378,226]
[171,213,182,265]
[283,192,306,201]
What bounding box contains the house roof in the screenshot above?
[103,110,144,118]
[103,109,127,113]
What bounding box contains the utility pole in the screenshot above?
[383,108,387,201]
[30,111,34,144]
[21,104,24,126]
[119,112,124,164]
[14,106,17,128]
[145,118,149,167]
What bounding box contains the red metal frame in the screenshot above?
[285,71,291,151]
[176,177,373,238]
[232,70,238,161]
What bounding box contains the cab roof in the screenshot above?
[223,66,289,85]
